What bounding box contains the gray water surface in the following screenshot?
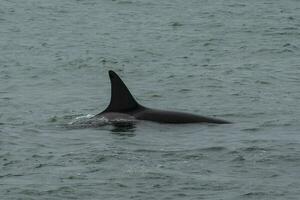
[1,0,300,199]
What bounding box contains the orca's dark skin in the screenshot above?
[96,70,231,124]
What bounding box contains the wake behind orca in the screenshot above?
[95,70,231,124]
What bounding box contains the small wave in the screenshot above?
[200,146,228,152]
[68,114,97,125]
[231,155,246,162]
[63,114,137,132]
[262,154,300,163]
[170,22,184,27]
[242,192,267,197]
[116,0,134,5]
[0,173,24,179]
[66,114,109,128]
[178,88,192,93]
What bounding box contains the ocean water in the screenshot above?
[1,0,300,199]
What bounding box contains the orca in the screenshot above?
[95,70,231,124]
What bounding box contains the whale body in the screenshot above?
[95,70,231,124]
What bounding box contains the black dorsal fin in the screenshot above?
[103,70,140,112]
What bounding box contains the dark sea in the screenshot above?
[1,0,300,199]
